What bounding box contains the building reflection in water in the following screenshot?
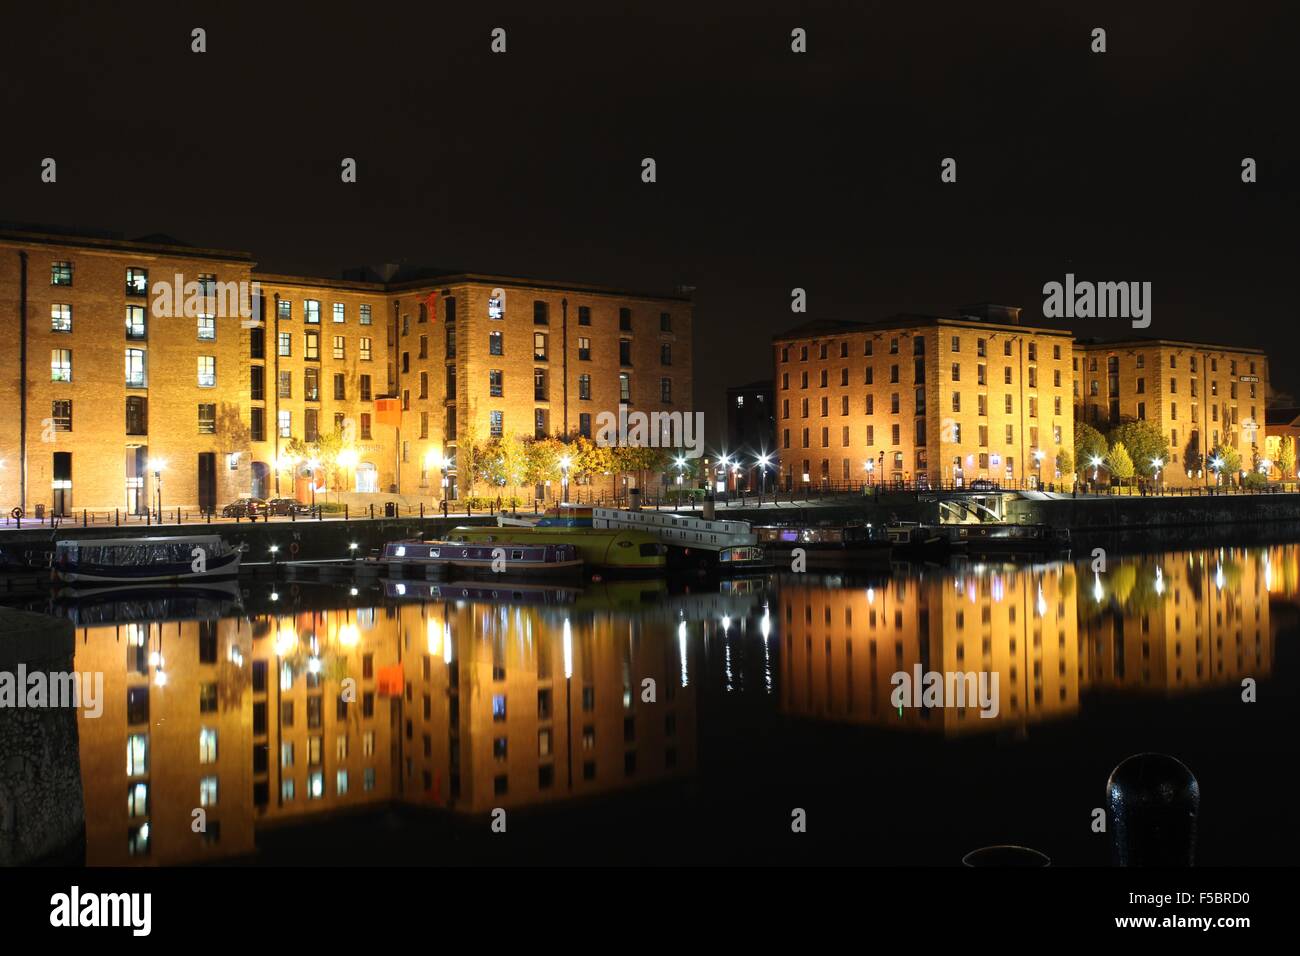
[64,544,1287,865]
[70,579,749,865]
[777,546,1275,734]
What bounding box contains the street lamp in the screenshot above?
[1210,455,1224,487]
[307,456,321,511]
[1151,457,1163,492]
[1090,455,1102,482]
[560,455,571,503]
[148,457,166,521]
[757,453,772,496]
[1033,449,1045,489]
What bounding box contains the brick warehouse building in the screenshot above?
[773,305,1076,490]
[0,224,693,515]
[1073,337,1269,487]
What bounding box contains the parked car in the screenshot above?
[265,497,312,516]
[221,497,266,518]
[969,478,1001,491]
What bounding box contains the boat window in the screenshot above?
[511,549,525,560]
[429,549,440,558]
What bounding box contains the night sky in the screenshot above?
[3,1,1295,444]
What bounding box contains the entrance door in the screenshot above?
[52,452,72,516]
[356,463,378,493]
[126,447,147,514]
[198,452,217,514]
[251,461,270,499]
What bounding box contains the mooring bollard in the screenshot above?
[1106,752,1199,866]
[961,845,1050,867]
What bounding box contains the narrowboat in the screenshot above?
[756,525,892,569]
[380,539,583,577]
[446,512,667,573]
[885,523,964,561]
[52,535,241,585]
[590,507,767,572]
[383,578,581,605]
[954,523,1071,557]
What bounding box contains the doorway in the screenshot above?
[198,452,217,514]
[52,452,72,516]
[126,447,147,514]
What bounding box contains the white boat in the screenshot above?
[52,535,241,585]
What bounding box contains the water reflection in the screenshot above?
[38,543,1291,865]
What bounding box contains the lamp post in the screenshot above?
[148,457,165,522]
[307,456,320,511]
[560,455,571,503]
[757,453,771,497]
[1033,449,1045,490]
[1210,455,1223,489]
[1151,457,1163,494]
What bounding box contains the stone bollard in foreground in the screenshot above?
[961,845,1050,867]
[1106,752,1199,866]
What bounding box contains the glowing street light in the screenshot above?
[148,457,166,521]
[560,454,572,503]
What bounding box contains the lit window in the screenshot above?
[199,776,218,807]
[125,306,146,340]
[199,727,218,764]
[51,349,72,382]
[125,349,146,387]
[126,734,148,776]
[51,260,73,286]
[126,267,149,296]
[333,302,345,323]
[197,355,216,387]
[51,303,72,332]
[304,300,321,323]
[197,314,215,340]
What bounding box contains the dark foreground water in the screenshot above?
[6,540,1298,866]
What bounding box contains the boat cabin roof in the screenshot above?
[56,535,226,549]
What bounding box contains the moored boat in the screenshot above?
[954,523,1071,557]
[885,523,964,561]
[756,525,892,569]
[445,518,667,573]
[379,539,583,577]
[52,535,241,585]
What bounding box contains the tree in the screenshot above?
[1106,441,1135,485]
[1210,443,1240,481]
[523,437,566,489]
[1055,449,1074,480]
[1277,435,1296,479]
[1108,420,1173,478]
[1074,421,1107,473]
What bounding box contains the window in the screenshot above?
[277,299,292,321]
[360,375,371,401]
[333,302,345,323]
[333,373,346,400]
[51,260,72,286]
[278,410,291,438]
[51,400,72,432]
[199,728,218,764]
[198,403,216,434]
[305,331,319,360]
[304,299,320,323]
[128,782,149,818]
[197,356,216,388]
[333,335,345,359]
[578,337,591,360]
[304,367,319,401]
[660,378,672,403]
[490,410,503,437]
[578,305,591,326]
[619,372,631,404]
[51,349,72,382]
[125,349,146,387]
[250,327,265,359]
[359,303,372,325]
[359,336,371,360]
[250,407,265,442]
[534,301,549,325]
[360,413,372,439]
[200,776,218,808]
[125,306,146,340]
[620,340,632,366]
[418,334,427,359]
[126,396,147,435]
[489,330,503,355]
[51,303,72,332]
[278,370,292,398]
[278,331,291,356]
[660,312,672,332]
[305,409,319,442]
[197,314,215,340]
[619,308,632,331]
[579,412,592,437]
[488,369,504,397]
[534,332,547,361]
[127,734,148,776]
[578,373,591,400]
[419,371,428,399]
[660,343,672,365]
[488,294,504,319]
[534,408,548,438]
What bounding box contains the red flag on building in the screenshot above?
[375,397,402,428]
